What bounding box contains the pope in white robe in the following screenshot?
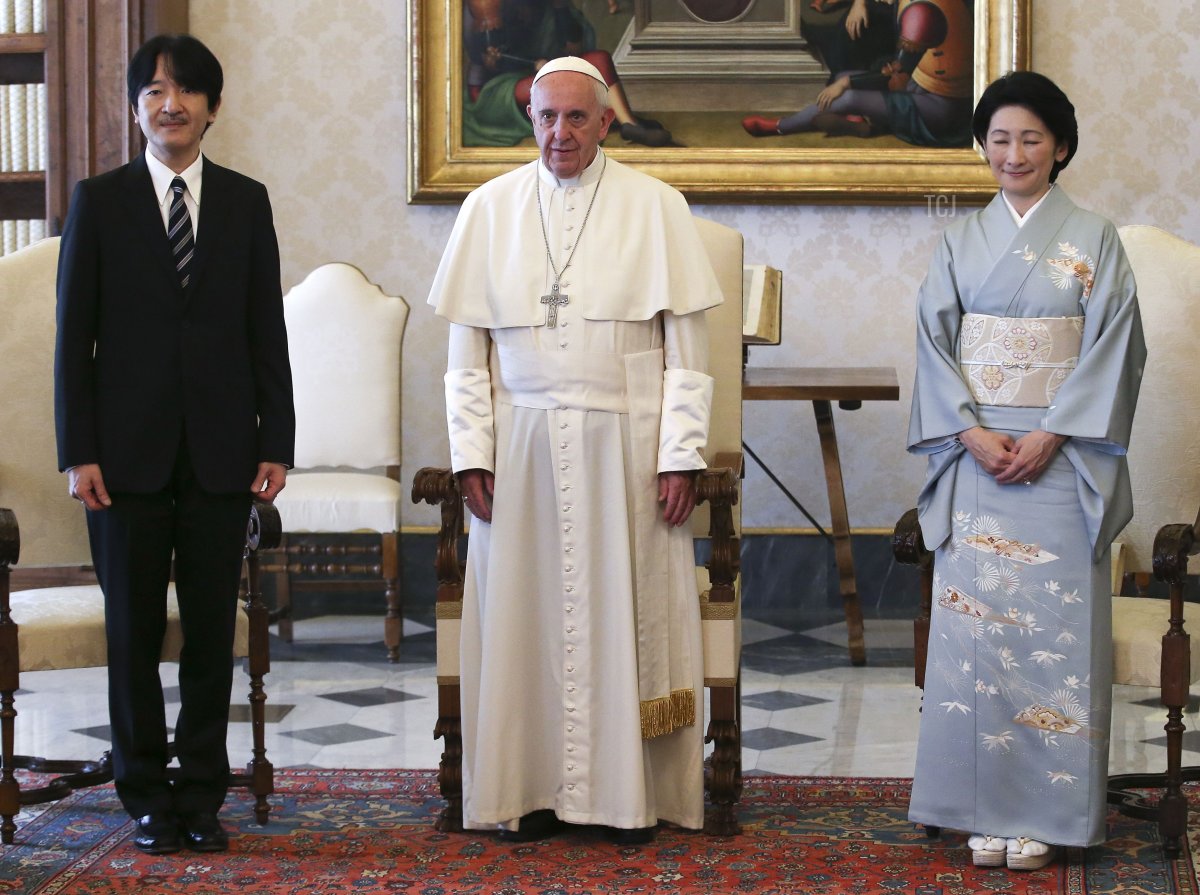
[427,57,723,839]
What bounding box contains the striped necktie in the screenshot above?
[168,176,194,289]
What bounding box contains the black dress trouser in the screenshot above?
[86,440,250,819]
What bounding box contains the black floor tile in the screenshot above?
[320,687,422,708]
[740,631,913,675]
[742,691,831,712]
[741,727,823,751]
[281,723,393,746]
[229,703,294,723]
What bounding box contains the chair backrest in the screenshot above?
[0,237,92,567]
[1116,225,1200,575]
[692,216,745,535]
[284,263,410,470]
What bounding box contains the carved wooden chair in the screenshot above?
[1104,225,1200,857]
[263,263,410,662]
[894,225,1200,857]
[413,215,745,836]
[0,238,277,843]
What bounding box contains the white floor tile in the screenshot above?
[6,616,1182,784]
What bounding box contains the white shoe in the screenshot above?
[1006,837,1056,870]
[967,833,1007,866]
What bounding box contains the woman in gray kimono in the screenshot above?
[906,72,1145,871]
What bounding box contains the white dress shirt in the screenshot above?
[145,150,203,236]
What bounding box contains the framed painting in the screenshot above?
[408,0,1030,204]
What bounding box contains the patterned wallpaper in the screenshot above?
[191,0,1200,531]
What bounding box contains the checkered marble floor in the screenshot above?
[10,614,1189,778]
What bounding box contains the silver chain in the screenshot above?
[536,153,607,289]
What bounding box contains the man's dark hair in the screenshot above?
[972,71,1078,182]
[127,34,223,112]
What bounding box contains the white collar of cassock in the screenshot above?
[537,147,606,190]
[1003,183,1054,228]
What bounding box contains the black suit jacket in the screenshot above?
[54,153,295,494]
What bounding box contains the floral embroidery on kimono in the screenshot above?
[1045,241,1096,300]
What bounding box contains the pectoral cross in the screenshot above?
[540,283,569,328]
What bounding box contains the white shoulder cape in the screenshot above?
[427,153,723,327]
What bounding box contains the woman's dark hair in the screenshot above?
[127,34,223,112]
[972,71,1077,182]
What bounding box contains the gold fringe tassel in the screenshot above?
[639,688,696,739]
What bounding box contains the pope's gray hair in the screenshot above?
[531,70,610,112]
[592,79,610,110]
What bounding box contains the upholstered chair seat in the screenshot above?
[275,472,405,534]
[9,585,250,672]
[1110,590,1200,687]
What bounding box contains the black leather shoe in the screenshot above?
[498,809,564,843]
[133,813,182,855]
[180,811,229,853]
[606,825,657,846]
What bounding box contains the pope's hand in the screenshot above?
[659,471,697,527]
[459,468,495,523]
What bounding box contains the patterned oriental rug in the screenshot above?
[0,770,1195,894]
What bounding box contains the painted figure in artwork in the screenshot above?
[800,0,898,85]
[463,0,671,147]
[743,0,973,147]
[906,71,1146,871]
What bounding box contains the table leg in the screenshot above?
[812,400,867,666]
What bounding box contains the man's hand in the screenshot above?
[251,462,288,501]
[958,426,1017,478]
[658,471,697,528]
[817,75,851,111]
[459,468,495,523]
[994,430,1066,486]
[68,463,111,511]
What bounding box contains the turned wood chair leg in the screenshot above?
[0,610,17,844]
[243,573,274,824]
[1,513,20,844]
[434,683,463,833]
[704,681,742,836]
[240,501,277,825]
[1157,576,1190,857]
[383,531,402,663]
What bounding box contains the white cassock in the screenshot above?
[428,149,724,831]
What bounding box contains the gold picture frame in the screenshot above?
[407,0,1029,205]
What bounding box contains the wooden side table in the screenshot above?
[742,367,901,666]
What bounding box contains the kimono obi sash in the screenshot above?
[493,346,660,413]
[958,313,1084,408]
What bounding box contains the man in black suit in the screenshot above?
[54,34,294,855]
